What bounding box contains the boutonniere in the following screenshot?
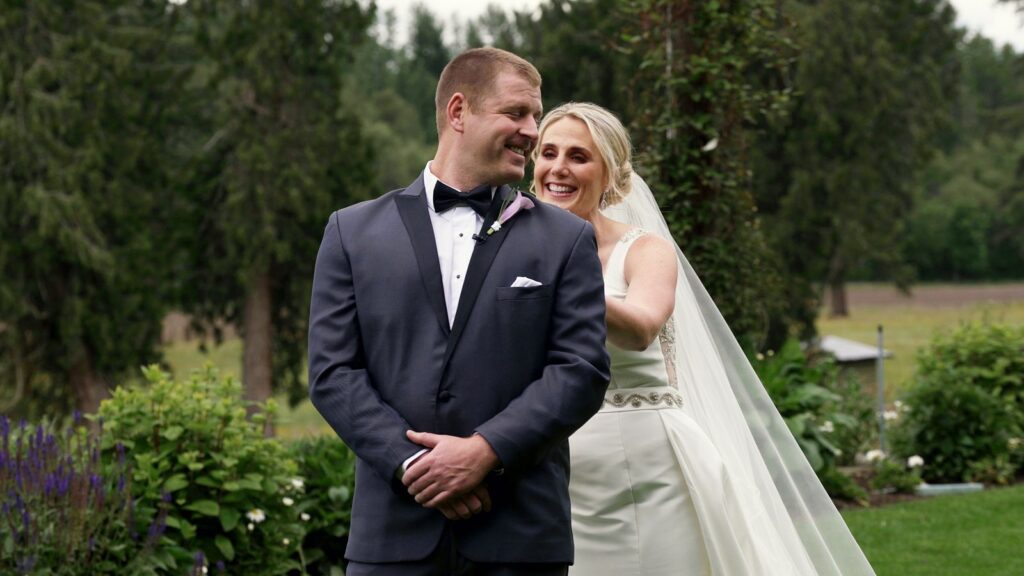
[485,189,535,236]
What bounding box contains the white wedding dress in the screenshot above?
[568,229,798,576]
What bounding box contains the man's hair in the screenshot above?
[435,47,541,135]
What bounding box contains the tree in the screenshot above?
[0,0,187,418]
[395,5,451,142]
[467,0,641,126]
[756,0,960,318]
[180,0,375,431]
[626,0,791,348]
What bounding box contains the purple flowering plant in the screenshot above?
[0,413,169,575]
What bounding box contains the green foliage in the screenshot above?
[98,366,305,574]
[753,0,961,324]
[0,417,169,575]
[289,436,357,575]
[178,0,376,407]
[753,339,874,502]
[893,323,1024,483]
[870,458,923,495]
[916,323,1024,414]
[892,323,1019,479]
[754,341,846,472]
[905,135,1024,280]
[818,466,869,505]
[628,0,791,347]
[0,0,187,416]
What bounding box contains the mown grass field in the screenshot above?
[842,484,1024,576]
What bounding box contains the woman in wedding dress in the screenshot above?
[532,102,876,576]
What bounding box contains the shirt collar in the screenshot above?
[423,162,495,211]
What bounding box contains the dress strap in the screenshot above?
[618,227,648,245]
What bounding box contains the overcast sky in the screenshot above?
[374,0,1023,51]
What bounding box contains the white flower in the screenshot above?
[702,138,719,152]
[283,538,290,546]
[282,497,294,507]
[756,353,765,361]
[202,567,208,575]
[865,449,886,463]
[883,410,899,421]
[247,522,254,531]
[894,400,905,410]
[907,455,925,468]
[300,512,311,522]
[1009,438,1022,449]
[818,421,835,433]
[246,509,266,523]
[290,478,305,491]
[767,350,774,357]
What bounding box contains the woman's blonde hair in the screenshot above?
[532,102,633,207]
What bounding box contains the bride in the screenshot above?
[532,102,875,575]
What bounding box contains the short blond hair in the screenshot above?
[533,102,633,207]
[435,47,541,135]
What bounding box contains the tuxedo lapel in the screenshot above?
[443,185,514,366]
[394,176,450,337]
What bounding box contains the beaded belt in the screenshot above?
[600,386,684,413]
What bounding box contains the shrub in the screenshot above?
[892,369,1021,483]
[755,340,847,473]
[870,457,923,494]
[916,323,1024,414]
[825,372,878,467]
[98,365,305,575]
[893,323,1024,484]
[0,415,169,575]
[289,435,356,575]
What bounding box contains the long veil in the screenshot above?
[602,173,876,575]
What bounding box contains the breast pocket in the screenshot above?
[496,284,555,301]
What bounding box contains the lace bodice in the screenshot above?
[603,228,678,391]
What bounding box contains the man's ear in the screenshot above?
[446,92,468,134]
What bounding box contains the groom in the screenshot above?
[308,47,610,575]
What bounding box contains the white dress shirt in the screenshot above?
[422,162,493,328]
[401,163,494,476]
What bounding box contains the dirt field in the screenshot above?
[824,283,1024,309]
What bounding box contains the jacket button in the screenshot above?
[438,391,452,402]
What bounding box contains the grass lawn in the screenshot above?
[817,285,1024,400]
[842,485,1024,576]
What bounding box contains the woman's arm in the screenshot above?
[605,234,678,351]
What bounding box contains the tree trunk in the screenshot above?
[243,268,274,437]
[829,278,849,317]
[69,351,109,430]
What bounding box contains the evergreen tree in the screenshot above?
[756,0,960,318]
[180,0,375,429]
[0,0,187,418]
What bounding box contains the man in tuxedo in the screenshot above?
[308,47,610,575]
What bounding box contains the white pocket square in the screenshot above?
[511,276,542,288]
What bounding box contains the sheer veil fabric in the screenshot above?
[600,174,876,575]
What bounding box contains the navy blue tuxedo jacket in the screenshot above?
[308,175,610,564]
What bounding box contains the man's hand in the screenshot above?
[436,485,492,520]
[402,431,500,516]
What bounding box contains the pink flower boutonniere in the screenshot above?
[486,189,535,236]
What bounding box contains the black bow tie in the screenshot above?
[433,181,494,217]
